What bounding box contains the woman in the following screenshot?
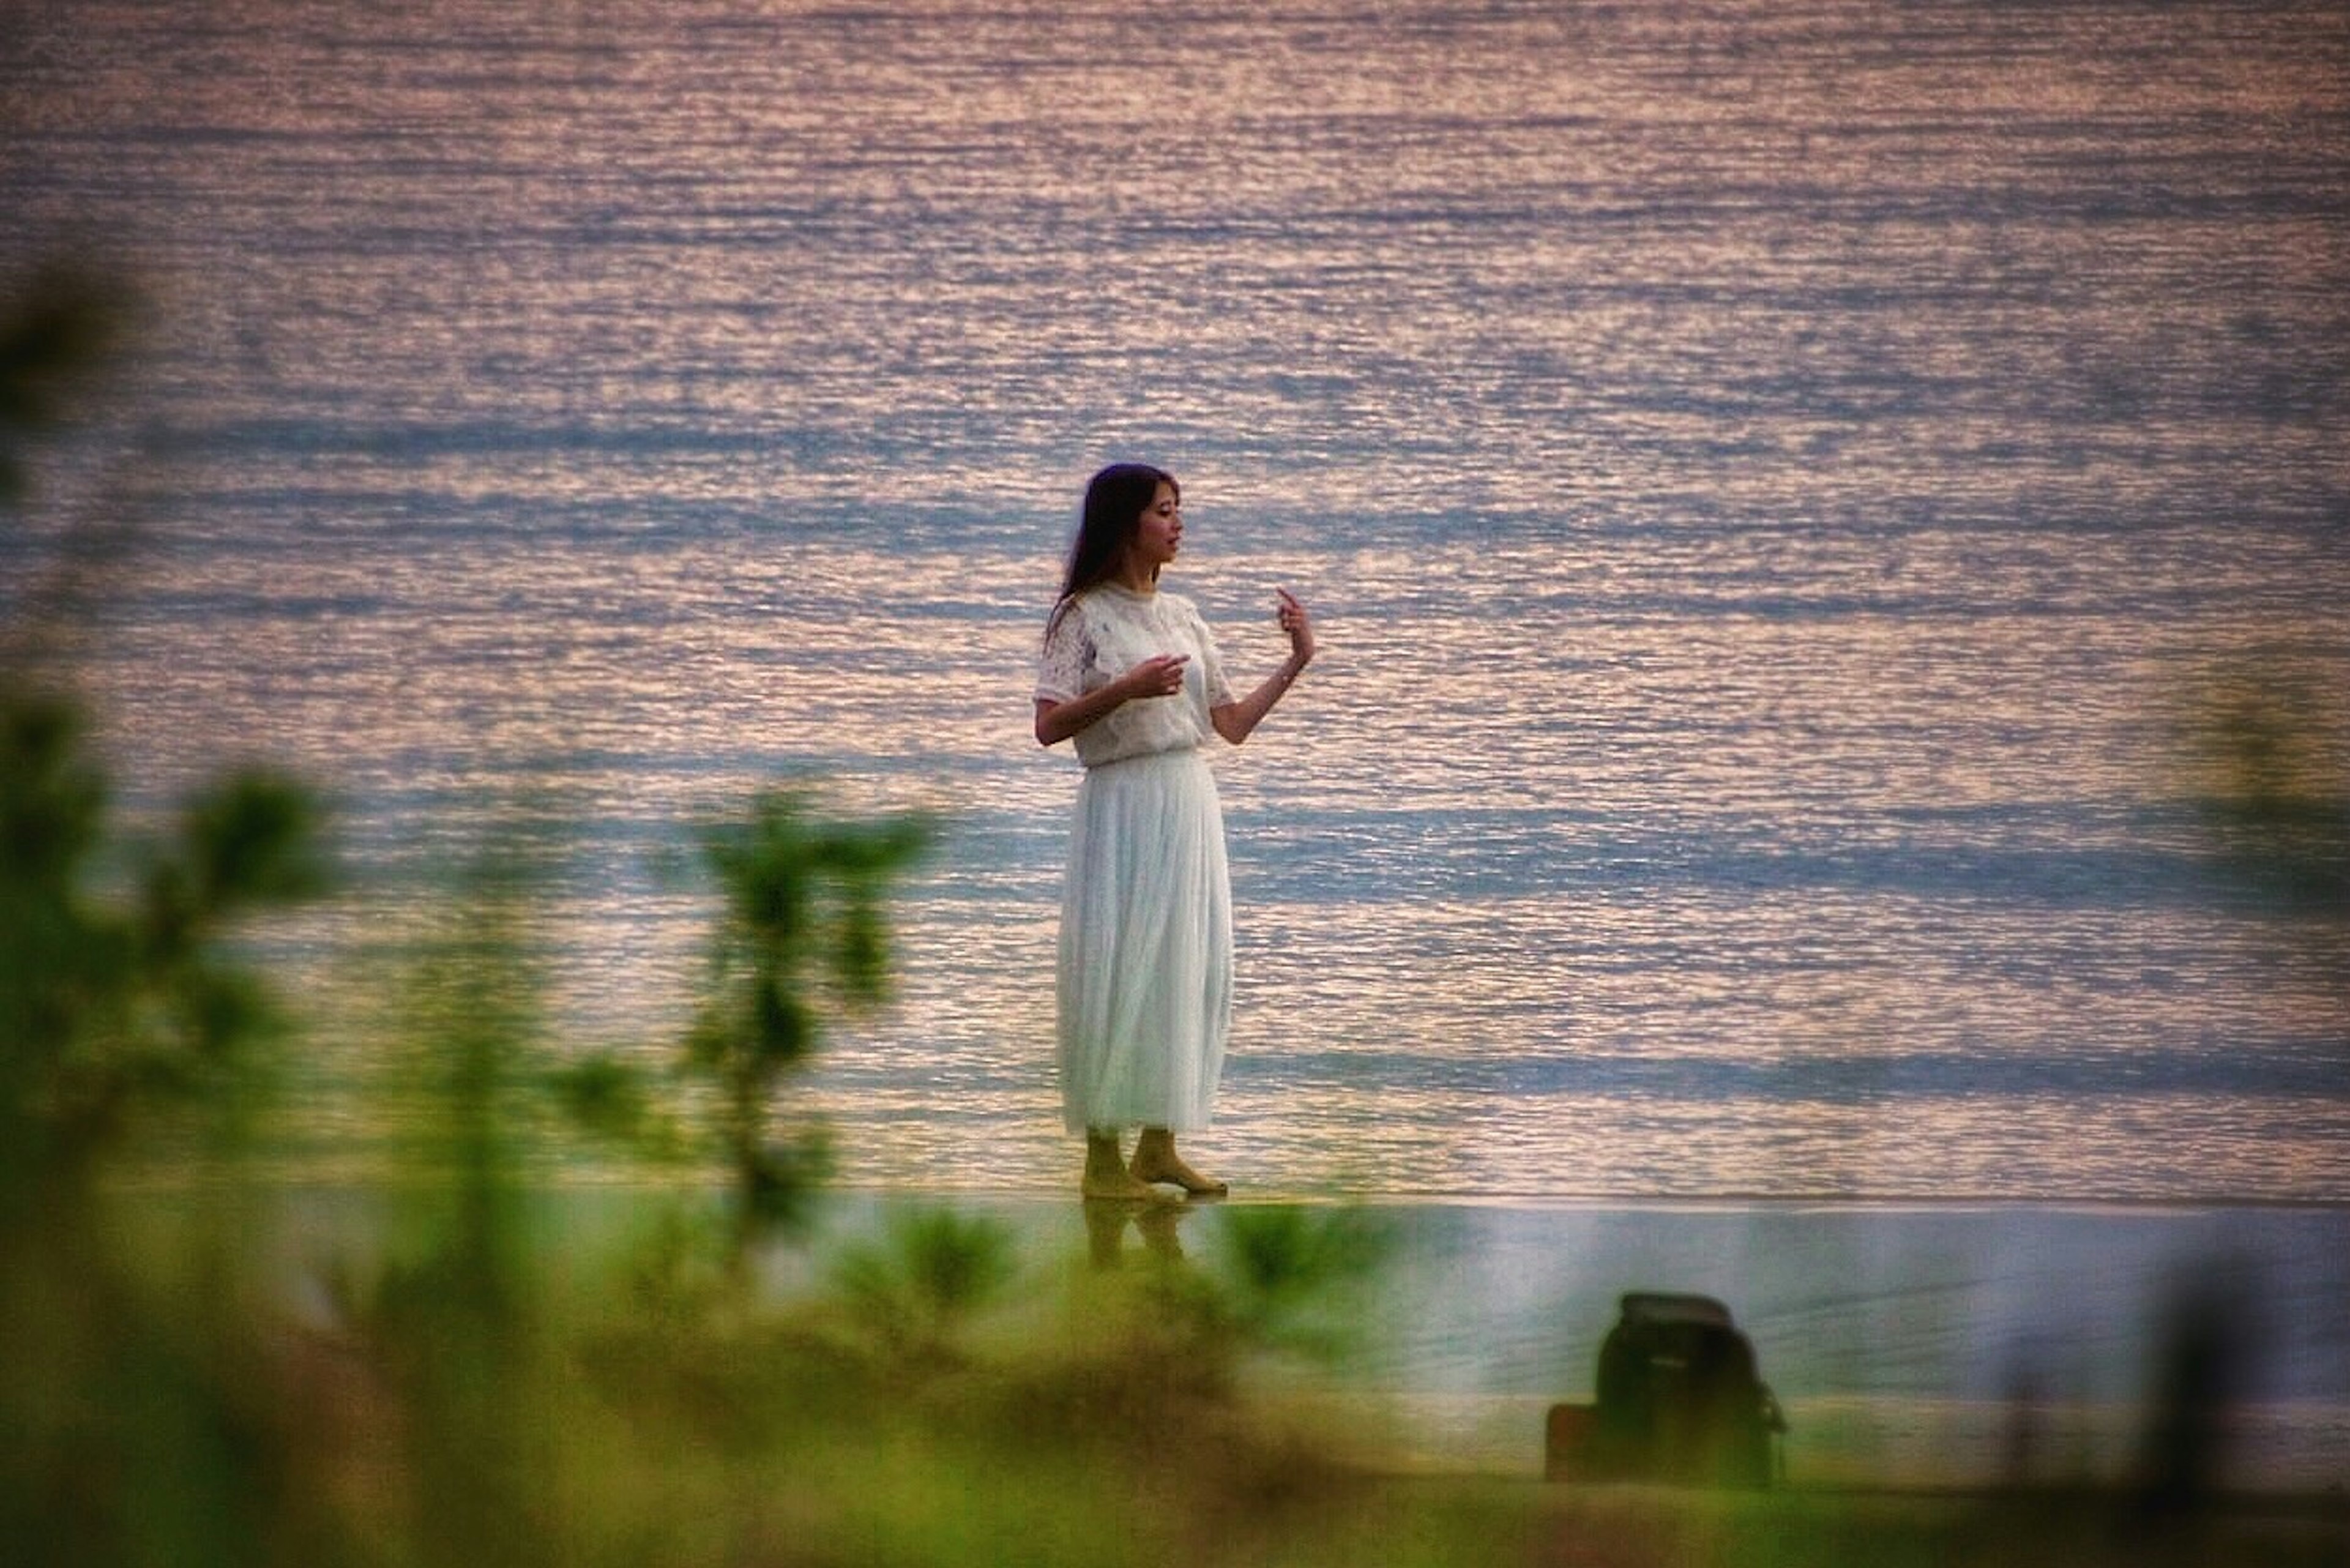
[1034,463,1314,1200]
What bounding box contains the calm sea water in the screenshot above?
[7,0,2348,1201]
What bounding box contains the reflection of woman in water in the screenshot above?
[1034,463,1315,1199]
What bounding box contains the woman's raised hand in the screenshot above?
[1119,652,1191,699]
[1276,588,1315,665]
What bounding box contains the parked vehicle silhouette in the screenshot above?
[1546,1293,1785,1487]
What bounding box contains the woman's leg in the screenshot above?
[1082,1128,1161,1200]
[1129,1127,1227,1197]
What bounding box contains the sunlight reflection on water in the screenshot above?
[9,0,2348,1198]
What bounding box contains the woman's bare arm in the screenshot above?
[1035,654,1189,747]
[1211,588,1315,746]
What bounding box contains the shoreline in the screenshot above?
[821,1184,2350,1214]
[130,1168,2350,1212]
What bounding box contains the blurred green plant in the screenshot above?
[0,690,329,1200]
[4,257,316,1152]
[828,1203,1018,1368]
[345,842,576,1568]
[1210,1204,1395,1365]
[679,787,930,1241]
[4,264,334,1559]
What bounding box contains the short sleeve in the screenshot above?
[1035,600,1091,703]
[1190,603,1234,709]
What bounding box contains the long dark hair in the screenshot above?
[1051,463,1177,626]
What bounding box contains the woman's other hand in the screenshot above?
[1277,588,1315,665]
[1119,652,1191,699]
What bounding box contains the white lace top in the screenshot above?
[1035,583,1234,768]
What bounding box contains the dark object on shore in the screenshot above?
[1546,1292,1785,1488]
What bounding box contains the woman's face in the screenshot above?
[1130,481,1183,573]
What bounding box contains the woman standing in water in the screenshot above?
[1034,464,1315,1200]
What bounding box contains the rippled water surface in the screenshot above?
[7,0,2348,1198]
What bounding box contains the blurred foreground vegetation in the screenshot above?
[0,661,1450,1568]
[7,695,2337,1568]
[7,258,2346,1567]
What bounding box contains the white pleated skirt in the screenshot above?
[1057,747,1233,1135]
